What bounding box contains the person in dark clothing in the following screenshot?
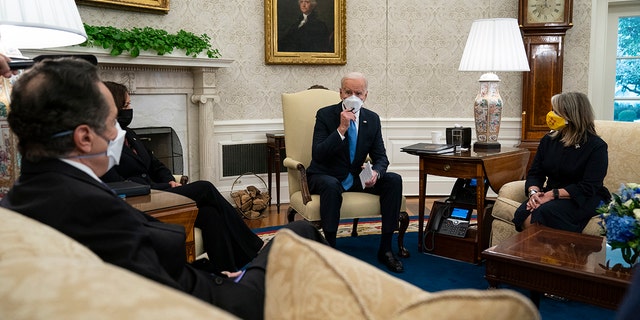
[278,0,332,52]
[101,81,263,274]
[513,92,611,233]
[306,72,405,273]
[1,57,328,320]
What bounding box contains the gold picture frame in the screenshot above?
[265,0,346,65]
[75,0,170,14]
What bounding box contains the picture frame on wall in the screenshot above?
[265,0,346,65]
[75,0,170,14]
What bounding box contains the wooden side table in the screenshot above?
[405,147,530,263]
[266,132,285,212]
[125,190,198,263]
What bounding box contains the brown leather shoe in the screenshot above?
[377,251,404,273]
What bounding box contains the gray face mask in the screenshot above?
[343,95,363,113]
[58,123,126,171]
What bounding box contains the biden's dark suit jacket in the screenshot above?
[306,102,402,235]
[307,102,389,182]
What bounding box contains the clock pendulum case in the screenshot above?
[517,0,573,169]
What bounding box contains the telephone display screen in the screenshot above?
[450,207,470,219]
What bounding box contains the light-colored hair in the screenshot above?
[550,92,597,147]
[341,72,368,91]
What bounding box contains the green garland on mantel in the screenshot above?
[79,24,221,58]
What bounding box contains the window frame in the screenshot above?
[589,0,640,120]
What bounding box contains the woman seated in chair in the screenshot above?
[101,81,263,274]
[513,92,611,233]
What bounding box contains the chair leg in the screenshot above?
[286,207,297,223]
[397,211,410,258]
[351,218,359,237]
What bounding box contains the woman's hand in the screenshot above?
[169,181,182,188]
[526,191,553,211]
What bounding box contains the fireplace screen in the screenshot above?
[131,126,184,175]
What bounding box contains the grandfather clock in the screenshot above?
[518,0,573,168]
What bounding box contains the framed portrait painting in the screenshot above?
[75,0,170,14]
[265,0,346,65]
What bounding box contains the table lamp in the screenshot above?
[458,18,530,150]
[0,0,87,50]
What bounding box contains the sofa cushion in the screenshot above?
[0,257,236,320]
[265,228,540,320]
[0,207,99,262]
[492,194,524,223]
[595,120,640,192]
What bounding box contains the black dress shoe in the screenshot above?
[377,251,404,273]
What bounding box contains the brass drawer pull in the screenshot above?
[443,164,451,171]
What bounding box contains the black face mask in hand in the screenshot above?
[117,109,133,128]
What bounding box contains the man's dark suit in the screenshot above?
[1,159,266,319]
[101,128,264,273]
[306,102,402,236]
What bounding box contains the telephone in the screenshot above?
[423,201,474,251]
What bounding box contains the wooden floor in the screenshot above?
[243,196,436,229]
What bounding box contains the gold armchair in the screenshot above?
[281,89,409,257]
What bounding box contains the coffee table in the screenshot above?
[483,225,632,309]
[125,190,198,263]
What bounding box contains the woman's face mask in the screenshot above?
[117,108,133,128]
[546,111,568,130]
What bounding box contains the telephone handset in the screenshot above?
[427,202,449,232]
[424,201,452,251]
[423,201,474,251]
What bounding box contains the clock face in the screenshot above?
[527,0,565,24]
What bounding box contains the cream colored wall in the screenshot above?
[77,0,592,122]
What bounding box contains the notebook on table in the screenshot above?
[106,181,151,197]
[401,143,455,155]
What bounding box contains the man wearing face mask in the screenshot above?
[0,58,329,320]
[512,92,610,233]
[101,81,265,275]
[307,72,405,273]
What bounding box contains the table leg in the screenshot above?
[267,145,273,206]
[274,146,281,212]
[417,161,427,252]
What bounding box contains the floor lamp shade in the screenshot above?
[458,18,529,150]
[0,0,87,49]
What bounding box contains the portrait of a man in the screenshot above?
[278,0,334,53]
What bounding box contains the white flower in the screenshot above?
[626,183,640,189]
[634,209,640,220]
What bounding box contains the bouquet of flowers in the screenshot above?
[597,183,640,267]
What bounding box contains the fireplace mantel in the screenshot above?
[21,47,234,69]
[21,47,234,182]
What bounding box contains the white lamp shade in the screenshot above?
[0,0,87,49]
[458,18,530,72]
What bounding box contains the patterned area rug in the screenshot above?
[255,217,420,242]
[255,216,479,242]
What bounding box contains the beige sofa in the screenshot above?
[490,120,640,246]
[0,206,539,319]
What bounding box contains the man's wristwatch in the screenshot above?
[528,189,538,198]
[553,188,560,200]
